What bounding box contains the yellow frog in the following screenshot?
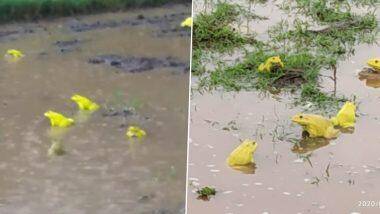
[44,111,74,128]
[181,17,192,28]
[227,139,258,166]
[331,101,356,128]
[71,94,99,111]
[5,49,24,58]
[292,114,340,139]
[126,126,146,139]
[258,56,284,73]
[367,58,380,72]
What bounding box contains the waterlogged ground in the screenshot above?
[188,1,380,214]
[0,4,190,214]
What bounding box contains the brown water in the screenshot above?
[0,4,190,214]
[188,1,380,214]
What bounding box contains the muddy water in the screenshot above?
[188,1,380,214]
[0,4,190,214]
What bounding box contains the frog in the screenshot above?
[71,94,99,111]
[367,58,380,72]
[258,56,284,73]
[227,139,257,166]
[292,113,340,139]
[358,58,380,88]
[126,126,146,139]
[330,101,356,128]
[44,111,74,128]
[181,17,192,28]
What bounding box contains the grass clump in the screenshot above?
[269,14,377,57]
[196,186,216,201]
[193,3,251,52]
[0,0,189,22]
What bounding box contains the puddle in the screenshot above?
[0,3,190,214]
[189,0,380,213]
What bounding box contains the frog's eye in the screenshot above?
[299,115,303,119]
[375,60,379,63]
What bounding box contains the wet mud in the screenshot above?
[69,11,191,38]
[54,39,86,53]
[89,55,189,73]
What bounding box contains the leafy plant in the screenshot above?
[196,186,216,201]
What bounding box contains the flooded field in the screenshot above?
[0,3,190,214]
[188,0,380,214]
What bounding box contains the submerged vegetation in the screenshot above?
[0,0,189,22]
[192,0,378,111]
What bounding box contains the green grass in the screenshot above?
[192,3,260,74]
[193,1,378,111]
[196,186,216,200]
[193,3,251,52]
[0,0,189,22]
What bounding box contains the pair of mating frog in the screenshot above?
[291,59,380,139]
[226,101,356,167]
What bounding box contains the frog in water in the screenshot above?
[227,139,257,166]
[358,58,380,88]
[331,101,356,128]
[292,114,340,139]
[258,56,284,73]
[367,58,380,72]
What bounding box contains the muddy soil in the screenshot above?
[89,55,189,73]
[69,11,191,38]
[0,3,190,214]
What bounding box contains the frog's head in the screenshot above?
[292,113,313,126]
[267,56,284,68]
[71,94,86,103]
[44,111,57,120]
[367,58,380,71]
[240,140,258,153]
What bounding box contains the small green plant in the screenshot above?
[127,97,143,111]
[196,186,216,201]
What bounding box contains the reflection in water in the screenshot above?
[48,140,66,157]
[229,163,257,174]
[73,110,94,124]
[358,68,380,88]
[291,137,330,154]
[338,127,355,134]
[46,127,70,140]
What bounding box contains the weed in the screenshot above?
[193,3,251,52]
[196,186,216,201]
